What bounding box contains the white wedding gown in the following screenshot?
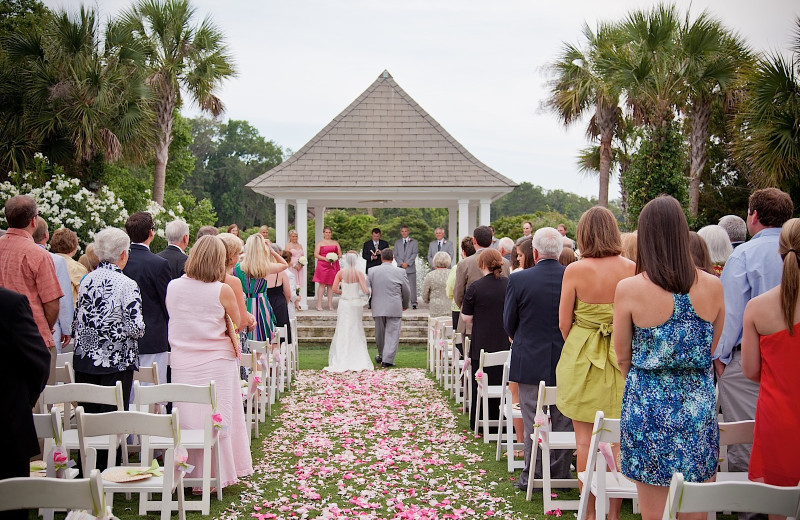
[324,282,374,372]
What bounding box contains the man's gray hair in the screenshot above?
[93,227,130,263]
[498,237,514,254]
[532,227,563,259]
[165,219,190,244]
[718,215,746,243]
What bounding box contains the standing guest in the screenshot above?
[454,226,511,341]
[313,226,342,311]
[259,225,270,241]
[522,221,533,239]
[227,224,240,237]
[72,228,144,410]
[461,248,511,430]
[0,287,51,520]
[394,225,419,309]
[266,250,293,344]
[285,229,306,299]
[719,214,747,248]
[281,250,300,316]
[510,244,521,271]
[698,225,733,276]
[0,195,63,382]
[166,235,253,488]
[32,217,73,353]
[715,188,793,501]
[498,237,515,262]
[742,217,800,489]
[504,227,571,491]
[421,252,452,318]
[559,246,577,267]
[515,237,534,273]
[362,228,389,272]
[196,225,219,240]
[556,206,635,520]
[78,243,99,273]
[614,196,723,520]
[123,212,172,388]
[427,227,455,268]
[689,231,715,275]
[218,233,254,379]
[235,234,288,342]
[50,227,88,304]
[620,231,638,262]
[158,219,190,279]
[446,236,475,352]
[557,223,576,249]
[489,225,500,250]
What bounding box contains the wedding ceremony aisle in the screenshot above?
[219,368,524,520]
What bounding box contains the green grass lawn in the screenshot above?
[297,343,427,371]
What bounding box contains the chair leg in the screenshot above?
[214,442,223,500]
[482,392,490,443]
[473,393,481,435]
[202,440,211,515]
[526,432,540,501]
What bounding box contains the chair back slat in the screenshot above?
[0,470,105,515]
[134,381,215,407]
[41,381,123,408]
[76,408,179,439]
[719,420,755,446]
[134,362,160,385]
[479,349,510,369]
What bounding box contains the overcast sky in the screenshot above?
[47,0,800,200]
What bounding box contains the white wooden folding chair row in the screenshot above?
[54,361,75,385]
[133,380,221,515]
[443,325,465,396]
[429,317,451,382]
[525,382,580,512]
[39,382,128,469]
[496,361,525,472]
[244,351,260,441]
[451,333,467,406]
[34,408,80,520]
[248,340,277,422]
[576,411,638,520]
[290,316,300,373]
[276,325,291,394]
[0,470,108,519]
[76,407,185,520]
[427,316,439,373]
[460,336,473,416]
[664,472,800,520]
[473,349,510,443]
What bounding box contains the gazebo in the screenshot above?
[247,70,517,307]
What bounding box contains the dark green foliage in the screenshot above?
[623,123,689,227]
[491,182,621,222]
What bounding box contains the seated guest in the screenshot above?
[422,251,453,318]
[461,248,511,430]
[504,227,572,490]
[742,217,800,488]
[698,225,733,276]
[166,236,252,488]
[72,228,143,410]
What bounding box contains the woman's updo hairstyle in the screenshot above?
[478,248,504,279]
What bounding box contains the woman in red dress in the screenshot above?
[312,226,341,311]
[742,218,800,491]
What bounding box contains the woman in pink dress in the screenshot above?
[285,229,305,306]
[312,226,341,311]
[166,236,253,488]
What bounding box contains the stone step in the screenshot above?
[294,307,433,345]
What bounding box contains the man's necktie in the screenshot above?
[437,241,441,251]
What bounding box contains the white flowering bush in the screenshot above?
[0,159,128,252]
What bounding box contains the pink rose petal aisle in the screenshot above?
[221,369,522,520]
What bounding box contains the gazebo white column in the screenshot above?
[468,203,478,233]
[296,198,308,310]
[458,199,470,245]
[480,198,491,226]
[275,198,287,248]
[448,205,458,264]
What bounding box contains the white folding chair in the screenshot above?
[276,325,289,393]
[56,351,74,368]
[39,382,127,469]
[718,420,754,479]
[249,340,276,420]
[576,411,638,520]
[663,472,800,520]
[134,380,221,515]
[0,470,108,518]
[496,361,525,472]
[244,352,260,439]
[473,349,510,443]
[290,316,299,372]
[33,408,79,520]
[427,316,439,373]
[53,361,75,384]
[526,381,580,511]
[451,334,466,406]
[461,336,473,416]
[76,407,185,520]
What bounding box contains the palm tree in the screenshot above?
[546,21,623,207]
[116,0,235,205]
[681,12,752,218]
[733,18,800,190]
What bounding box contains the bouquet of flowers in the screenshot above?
[326,252,339,264]
[297,255,308,266]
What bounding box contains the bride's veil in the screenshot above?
[341,252,361,284]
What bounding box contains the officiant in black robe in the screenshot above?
[362,228,389,272]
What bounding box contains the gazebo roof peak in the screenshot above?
[247,70,518,196]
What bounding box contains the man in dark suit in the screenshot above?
[503,226,572,490]
[0,287,51,518]
[362,228,389,272]
[124,212,171,387]
[158,219,190,279]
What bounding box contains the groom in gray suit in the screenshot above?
[368,249,410,368]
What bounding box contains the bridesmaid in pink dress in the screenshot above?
[312,226,341,311]
[285,229,305,306]
[165,236,253,488]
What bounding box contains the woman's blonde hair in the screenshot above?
[185,235,226,283]
[620,231,638,262]
[241,233,272,279]
[779,218,800,335]
[217,232,243,267]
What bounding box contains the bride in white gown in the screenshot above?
[324,252,374,372]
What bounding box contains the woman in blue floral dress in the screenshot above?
[234,234,288,343]
[613,196,724,520]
